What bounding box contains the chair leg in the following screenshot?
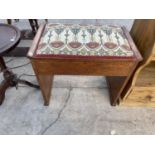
[29,19,36,34]
[14,19,19,22]
[7,19,12,24]
[34,19,39,29]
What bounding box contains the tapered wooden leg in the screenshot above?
[36,74,53,106]
[106,61,139,106]
[106,76,128,106]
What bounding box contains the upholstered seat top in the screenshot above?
[35,23,135,59]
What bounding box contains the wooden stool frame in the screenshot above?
[28,24,142,106]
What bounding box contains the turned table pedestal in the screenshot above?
[0,23,39,105]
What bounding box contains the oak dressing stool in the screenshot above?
[28,23,142,106]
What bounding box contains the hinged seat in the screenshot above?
[35,24,134,59]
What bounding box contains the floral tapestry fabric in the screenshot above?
[36,24,134,58]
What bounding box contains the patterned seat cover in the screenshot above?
[35,23,134,59]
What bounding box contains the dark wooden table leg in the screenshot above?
[0,80,10,105]
[0,57,11,104]
[0,56,40,105]
[0,57,7,71]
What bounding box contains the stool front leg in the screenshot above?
[35,74,54,106]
